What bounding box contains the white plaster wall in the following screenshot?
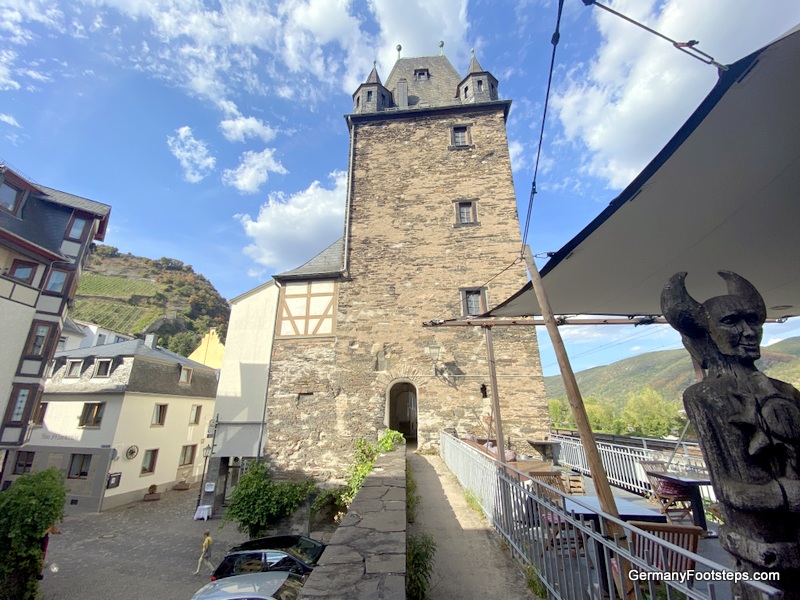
[104,392,215,499]
[214,281,278,457]
[29,393,123,448]
[0,298,35,416]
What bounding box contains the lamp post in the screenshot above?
[196,444,212,508]
[428,342,441,376]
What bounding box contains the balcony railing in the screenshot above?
[439,430,779,600]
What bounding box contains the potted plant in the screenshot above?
[174,480,191,491]
[143,484,161,501]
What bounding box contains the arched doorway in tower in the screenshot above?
[386,381,417,440]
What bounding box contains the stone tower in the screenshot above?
[266,50,548,479]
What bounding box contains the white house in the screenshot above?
[8,334,217,513]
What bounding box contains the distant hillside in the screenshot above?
[544,336,800,403]
[71,245,230,356]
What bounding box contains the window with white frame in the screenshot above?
[79,402,105,427]
[65,359,83,378]
[152,404,167,426]
[9,259,37,285]
[44,269,69,294]
[94,359,112,377]
[141,449,158,474]
[68,454,91,479]
[66,216,88,241]
[179,445,196,466]
[179,366,193,384]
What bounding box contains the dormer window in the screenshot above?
[179,366,193,384]
[67,216,88,241]
[0,181,23,214]
[414,69,429,80]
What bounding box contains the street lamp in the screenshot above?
[196,444,212,508]
[428,342,441,376]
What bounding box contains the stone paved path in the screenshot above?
[39,488,249,600]
[408,453,535,600]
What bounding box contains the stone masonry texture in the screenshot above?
[266,102,548,480]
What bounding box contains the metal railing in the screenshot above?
[440,431,780,600]
[551,433,715,502]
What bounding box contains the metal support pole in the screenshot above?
[196,452,209,509]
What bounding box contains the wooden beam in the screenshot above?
[484,325,506,465]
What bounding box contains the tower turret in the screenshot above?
[457,49,498,104]
[352,62,392,113]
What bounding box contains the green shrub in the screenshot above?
[0,468,67,600]
[377,429,404,452]
[406,463,419,523]
[224,462,316,538]
[407,532,436,600]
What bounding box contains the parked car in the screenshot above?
[192,571,304,600]
[211,535,326,582]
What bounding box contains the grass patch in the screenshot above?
[524,565,547,597]
[71,299,163,334]
[77,273,162,298]
[407,461,419,523]
[463,490,483,518]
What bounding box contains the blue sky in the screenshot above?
[2,0,799,376]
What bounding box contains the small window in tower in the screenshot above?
[367,90,373,102]
[450,125,472,149]
[463,86,468,98]
[356,96,360,108]
[477,80,483,91]
[380,93,386,106]
[460,288,487,316]
[454,200,479,227]
[414,69,429,80]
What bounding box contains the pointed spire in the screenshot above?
[468,48,484,74]
[365,60,382,85]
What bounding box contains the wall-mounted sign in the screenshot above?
[107,472,122,489]
[204,482,215,493]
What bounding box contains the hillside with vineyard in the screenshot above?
[71,245,230,357]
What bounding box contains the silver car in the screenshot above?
[191,571,304,600]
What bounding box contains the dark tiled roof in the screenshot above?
[385,55,463,108]
[55,339,214,371]
[0,193,72,258]
[36,185,111,218]
[365,65,382,85]
[467,53,484,74]
[274,237,345,280]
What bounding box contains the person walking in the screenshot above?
[194,530,214,575]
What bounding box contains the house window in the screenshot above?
[451,125,471,148]
[455,200,478,226]
[9,388,30,423]
[79,402,105,427]
[57,337,67,352]
[141,449,159,474]
[94,359,112,377]
[179,445,197,467]
[414,69,429,80]
[96,333,106,346]
[66,216,88,241]
[44,269,69,294]
[25,322,55,357]
[461,288,487,316]
[0,181,23,214]
[32,401,48,425]
[179,366,193,384]
[367,90,373,102]
[68,454,91,479]
[190,405,202,424]
[9,259,37,285]
[65,359,83,378]
[152,404,168,426]
[477,79,483,91]
[13,451,35,475]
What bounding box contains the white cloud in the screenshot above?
[0,113,21,128]
[0,49,21,90]
[219,116,277,143]
[166,126,216,183]
[237,171,347,272]
[508,140,526,173]
[222,148,287,194]
[551,0,800,190]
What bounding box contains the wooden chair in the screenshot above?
[627,521,703,583]
[639,460,693,523]
[525,473,585,556]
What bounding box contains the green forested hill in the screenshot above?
[71,245,230,356]
[544,337,800,403]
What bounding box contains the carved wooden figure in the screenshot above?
[661,271,800,599]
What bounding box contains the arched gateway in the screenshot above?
[385,380,417,440]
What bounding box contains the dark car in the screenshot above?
[211,535,326,582]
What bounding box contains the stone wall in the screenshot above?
[299,447,406,600]
[265,103,548,479]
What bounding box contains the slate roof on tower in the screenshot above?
[274,237,345,281]
[384,55,463,108]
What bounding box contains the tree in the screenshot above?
[0,468,67,600]
[620,387,680,438]
[224,462,315,538]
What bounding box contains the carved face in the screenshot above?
[704,295,763,361]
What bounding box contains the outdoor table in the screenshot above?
[646,471,711,531]
[527,439,560,461]
[194,504,212,520]
[563,496,667,597]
